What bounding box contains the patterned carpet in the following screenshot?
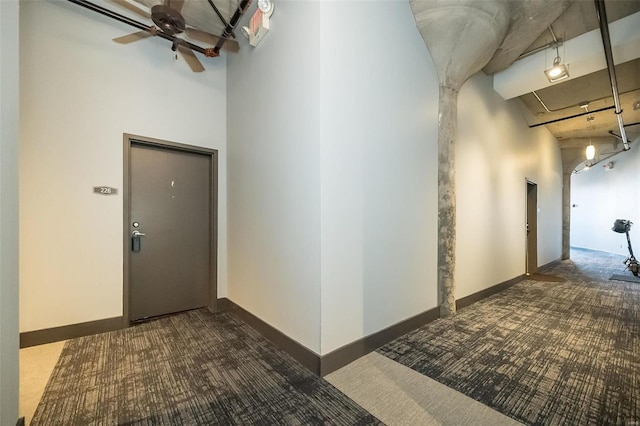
[31,310,381,425]
[378,248,639,425]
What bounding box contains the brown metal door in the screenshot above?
[129,143,211,321]
[526,181,538,274]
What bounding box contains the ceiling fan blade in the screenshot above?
[107,0,151,19]
[167,0,185,14]
[177,44,205,73]
[113,30,153,44]
[184,28,240,53]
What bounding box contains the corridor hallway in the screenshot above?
[21,249,638,425]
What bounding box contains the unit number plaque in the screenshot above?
[93,186,118,195]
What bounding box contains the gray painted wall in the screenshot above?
[0,0,20,423]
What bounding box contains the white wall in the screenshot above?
[571,138,640,255]
[228,1,564,356]
[318,1,439,355]
[18,0,565,359]
[227,1,323,352]
[227,0,439,355]
[0,0,20,422]
[456,72,563,299]
[20,0,228,332]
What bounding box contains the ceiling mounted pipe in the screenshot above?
[213,0,251,55]
[529,105,615,128]
[410,0,509,317]
[595,0,630,151]
[608,130,632,144]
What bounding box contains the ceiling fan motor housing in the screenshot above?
[151,4,186,35]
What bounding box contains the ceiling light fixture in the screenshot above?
[544,46,569,83]
[586,143,596,161]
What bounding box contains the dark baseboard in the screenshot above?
[20,316,124,348]
[218,298,440,377]
[319,306,440,376]
[16,417,25,426]
[222,273,549,377]
[212,298,229,312]
[456,274,525,311]
[218,298,321,374]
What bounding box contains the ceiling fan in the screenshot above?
[109,0,241,72]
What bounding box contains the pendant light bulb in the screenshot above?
[586,144,595,161]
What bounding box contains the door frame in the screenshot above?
[122,133,218,326]
[525,179,538,275]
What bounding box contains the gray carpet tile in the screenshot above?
[32,310,382,425]
[326,352,523,426]
[378,248,639,426]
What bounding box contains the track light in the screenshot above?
[544,47,569,83]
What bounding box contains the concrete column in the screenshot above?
[438,85,458,316]
[410,0,510,316]
[560,147,592,260]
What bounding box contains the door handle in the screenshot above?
[131,230,145,252]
